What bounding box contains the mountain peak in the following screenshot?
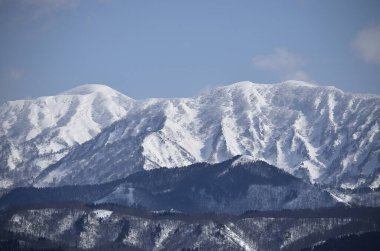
[60,84,124,96]
[281,80,319,88]
[214,80,321,94]
[221,81,258,90]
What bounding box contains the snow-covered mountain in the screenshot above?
[0,84,133,190]
[1,81,379,190]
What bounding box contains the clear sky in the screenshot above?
[1,0,380,104]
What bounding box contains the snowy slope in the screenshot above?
[1,81,379,189]
[0,84,133,189]
[35,81,380,189]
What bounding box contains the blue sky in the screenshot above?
[0,0,380,103]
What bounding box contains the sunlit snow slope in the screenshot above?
[0,84,133,189]
[1,81,379,189]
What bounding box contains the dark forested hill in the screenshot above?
[0,157,337,214]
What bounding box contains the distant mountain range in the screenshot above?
[1,81,379,192]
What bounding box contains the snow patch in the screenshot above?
[0,179,13,189]
[232,155,258,167]
[327,190,352,205]
[7,143,22,170]
[224,224,255,251]
[370,174,380,189]
[93,209,112,219]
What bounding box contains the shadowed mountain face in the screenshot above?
[104,156,338,213]
[0,157,338,214]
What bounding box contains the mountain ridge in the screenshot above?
[1,81,379,191]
